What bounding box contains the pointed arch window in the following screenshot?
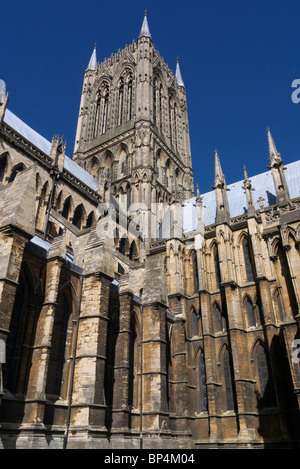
[73,204,85,229]
[223,348,235,411]
[245,298,255,327]
[242,237,255,282]
[94,83,110,138]
[128,314,139,409]
[153,77,157,126]
[256,344,276,409]
[213,244,221,289]
[126,74,133,121]
[118,77,124,126]
[198,352,208,412]
[86,211,95,228]
[62,197,72,220]
[275,288,284,322]
[9,163,25,182]
[192,251,199,293]
[191,308,198,337]
[129,240,138,262]
[0,153,8,182]
[214,304,223,333]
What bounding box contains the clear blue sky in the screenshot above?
[1,0,300,195]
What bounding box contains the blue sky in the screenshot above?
[1,0,300,195]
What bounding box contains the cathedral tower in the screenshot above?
[73,13,194,226]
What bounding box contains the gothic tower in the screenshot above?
[73,13,194,244]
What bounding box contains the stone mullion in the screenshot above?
[111,291,132,432]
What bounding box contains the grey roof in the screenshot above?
[3,109,300,235]
[4,108,52,155]
[182,159,300,231]
[3,108,98,191]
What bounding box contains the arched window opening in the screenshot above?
[242,237,255,282]
[256,344,277,409]
[192,252,199,293]
[129,240,138,262]
[191,309,198,337]
[159,85,163,132]
[90,157,99,178]
[94,83,110,137]
[128,316,138,408]
[214,304,223,333]
[9,163,25,182]
[213,244,221,289]
[223,348,235,411]
[86,211,95,228]
[0,153,8,182]
[118,77,124,126]
[198,352,208,412]
[73,204,84,229]
[246,298,255,327]
[153,77,157,126]
[127,185,131,212]
[126,74,133,121]
[119,237,127,255]
[62,197,72,220]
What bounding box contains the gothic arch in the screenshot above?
[0,151,11,183]
[57,279,79,308]
[243,294,255,328]
[9,162,26,182]
[72,203,87,230]
[90,156,100,178]
[62,195,74,221]
[219,344,235,411]
[195,347,208,413]
[240,234,255,282]
[94,80,110,138]
[190,306,198,338]
[86,210,95,228]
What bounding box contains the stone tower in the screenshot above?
[73,13,194,233]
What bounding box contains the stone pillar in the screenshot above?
[66,272,111,448]
[140,254,170,448]
[22,235,66,425]
[110,285,133,440]
[223,282,260,443]
[141,301,169,444]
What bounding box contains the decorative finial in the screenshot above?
[144,9,147,15]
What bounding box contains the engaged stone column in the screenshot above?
[110,281,133,434]
[68,272,111,448]
[23,235,66,424]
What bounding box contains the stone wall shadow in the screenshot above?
[257,331,300,448]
